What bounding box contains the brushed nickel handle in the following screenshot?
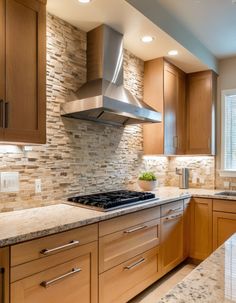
[173,136,178,149]
[208,138,211,149]
[40,240,80,255]
[123,225,148,234]
[165,214,182,221]
[167,207,182,214]
[124,257,146,270]
[4,102,8,128]
[0,100,4,128]
[40,267,81,288]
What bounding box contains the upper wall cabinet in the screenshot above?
[186,70,217,155]
[0,0,46,144]
[143,58,186,155]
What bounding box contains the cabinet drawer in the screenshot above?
[11,252,91,303]
[99,218,160,273]
[99,206,160,237]
[11,224,98,266]
[161,200,183,217]
[99,247,161,303]
[213,199,236,213]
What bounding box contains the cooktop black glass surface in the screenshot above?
[67,190,157,211]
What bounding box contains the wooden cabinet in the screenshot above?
[0,247,9,303]
[213,200,236,249]
[143,58,186,155]
[160,201,184,274]
[186,70,217,155]
[10,225,98,303]
[183,198,191,259]
[99,206,161,302]
[0,0,46,144]
[99,247,161,303]
[190,198,213,260]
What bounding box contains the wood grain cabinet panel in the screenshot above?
[186,70,217,155]
[11,252,91,303]
[143,58,186,155]
[0,0,46,144]
[160,211,184,275]
[183,198,191,259]
[190,198,213,260]
[213,211,236,249]
[99,247,161,303]
[0,248,9,303]
[99,218,160,273]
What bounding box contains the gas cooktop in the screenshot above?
[67,190,157,211]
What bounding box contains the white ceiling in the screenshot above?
[47,0,208,73]
[156,0,236,59]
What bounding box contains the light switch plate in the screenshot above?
[0,172,19,192]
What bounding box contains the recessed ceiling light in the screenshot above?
[168,50,178,56]
[78,0,91,3]
[141,36,155,43]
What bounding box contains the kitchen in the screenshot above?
[0,0,236,302]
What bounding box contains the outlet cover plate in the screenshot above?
[0,172,19,192]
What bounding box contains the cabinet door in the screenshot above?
[213,211,236,250]
[164,63,178,155]
[161,211,183,274]
[177,71,186,154]
[4,0,46,144]
[186,71,216,155]
[0,0,5,139]
[11,253,91,303]
[0,248,9,303]
[190,198,213,260]
[183,199,191,259]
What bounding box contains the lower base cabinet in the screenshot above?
[161,211,184,275]
[0,248,9,303]
[99,247,161,303]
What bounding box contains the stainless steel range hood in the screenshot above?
[61,25,161,126]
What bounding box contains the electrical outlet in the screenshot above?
[192,172,198,184]
[199,177,205,184]
[224,181,230,189]
[0,172,19,192]
[35,179,41,193]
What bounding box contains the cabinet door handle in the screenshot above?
[124,257,146,270]
[173,136,178,149]
[4,102,8,128]
[167,207,182,214]
[40,267,81,288]
[40,240,80,255]
[0,100,4,128]
[164,213,182,221]
[123,225,147,234]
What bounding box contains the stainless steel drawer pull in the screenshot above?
[168,207,182,213]
[123,225,147,234]
[165,214,182,221]
[40,267,81,288]
[124,257,146,270]
[40,240,80,255]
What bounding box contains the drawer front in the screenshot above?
[99,218,160,273]
[11,224,98,266]
[99,206,160,237]
[99,247,160,303]
[11,254,91,303]
[213,199,236,213]
[161,200,183,217]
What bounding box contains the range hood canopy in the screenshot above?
[61,24,161,126]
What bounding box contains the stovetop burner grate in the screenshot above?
[67,190,156,211]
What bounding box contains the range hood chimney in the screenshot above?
[61,25,161,126]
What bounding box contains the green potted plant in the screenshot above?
[138,172,158,191]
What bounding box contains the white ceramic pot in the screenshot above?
[138,180,157,191]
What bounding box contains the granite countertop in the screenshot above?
[0,186,233,247]
[158,233,236,303]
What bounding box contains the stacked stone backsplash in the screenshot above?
[0,14,216,212]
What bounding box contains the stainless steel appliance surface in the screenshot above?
[61,25,161,126]
[176,168,189,189]
[67,190,158,211]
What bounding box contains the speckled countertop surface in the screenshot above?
[158,233,236,303]
[0,187,234,247]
